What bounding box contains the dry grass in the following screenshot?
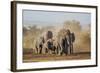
[23,20,91,62]
[23,52,91,62]
[23,20,90,52]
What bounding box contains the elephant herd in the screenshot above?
[35,29,75,56]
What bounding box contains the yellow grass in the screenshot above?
[23,20,91,53]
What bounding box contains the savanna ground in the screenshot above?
[23,20,91,63]
[23,52,90,63]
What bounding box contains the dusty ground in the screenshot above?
[23,52,91,63]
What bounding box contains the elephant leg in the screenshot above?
[35,46,38,54]
[59,47,63,56]
[60,46,64,56]
[42,48,44,54]
[44,48,46,54]
[64,48,68,55]
[66,47,68,55]
[54,47,56,54]
[39,48,42,54]
[49,50,51,54]
[47,48,53,55]
[39,47,41,54]
[50,49,53,54]
[69,46,71,54]
[56,46,59,54]
[45,48,48,54]
[52,46,56,54]
[60,50,64,56]
[69,44,73,54]
[57,46,61,55]
[57,45,61,55]
[42,47,47,54]
[71,44,73,54]
[39,44,43,54]
[36,48,38,54]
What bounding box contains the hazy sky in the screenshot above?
[23,10,91,27]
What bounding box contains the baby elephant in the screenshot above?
[42,39,54,54]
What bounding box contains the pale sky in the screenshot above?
[23,10,91,27]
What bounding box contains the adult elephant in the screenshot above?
[64,29,75,54]
[35,30,53,54]
[59,36,69,55]
[35,36,45,54]
[68,32,75,54]
[58,29,71,55]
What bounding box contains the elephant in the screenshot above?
[64,29,75,54]
[58,29,72,55]
[35,29,75,55]
[59,36,69,55]
[35,30,53,54]
[69,32,75,54]
[52,38,61,55]
[35,36,45,54]
[41,38,61,55]
[42,39,55,54]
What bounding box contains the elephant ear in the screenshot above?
[46,31,53,40]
